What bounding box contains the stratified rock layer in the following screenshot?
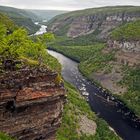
[0,67,66,140]
[48,7,140,39]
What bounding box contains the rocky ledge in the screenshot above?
[0,66,66,140]
[107,40,140,66]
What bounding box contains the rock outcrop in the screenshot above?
[0,66,66,140]
[47,6,140,39]
[107,40,140,66]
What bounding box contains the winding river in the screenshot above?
[48,50,140,140]
[35,23,140,140]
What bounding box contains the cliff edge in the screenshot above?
[0,65,66,140]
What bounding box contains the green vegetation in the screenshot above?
[48,18,140,116]
[48,33,103,47]
[111,20,140,41]
[0,6,39,21]
[0,6,40,34]
[49,37,140,116]
[0,132,14,140]
[0,14,120,140]
[11,17,40,34]
[48,43,115,76]
[0,13,17,32]
[119,66,140,116]
[0,15,60,72]
[57,82,120,140]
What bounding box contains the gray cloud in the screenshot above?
[0,0,140,10]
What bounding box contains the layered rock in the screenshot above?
[48,7,140,39]
[0,67,66,140]
[107,40,140,66]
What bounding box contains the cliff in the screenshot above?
[0,66,66,140]
[47,6,140,39]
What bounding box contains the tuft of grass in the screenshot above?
[0,132,14,140]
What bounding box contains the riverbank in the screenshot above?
[48,43,140,114]
[47,47,140,131]
[57,82,121,140]
[48,50,140,140]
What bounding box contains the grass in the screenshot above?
[57,82,120,140]
[0,132,14,140]
[111,20,140,41]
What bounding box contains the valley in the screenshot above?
[0,4,140,140]
[47,6,140,118]
[48,50,140,140]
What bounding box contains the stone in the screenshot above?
[0,67,66,140]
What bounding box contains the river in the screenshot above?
[48,50,140,140]
[35,23,140,140]
[34,22,47,35]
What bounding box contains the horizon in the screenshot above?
[0,4,140,12]
[0,0,140,11]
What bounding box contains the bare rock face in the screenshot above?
[107,40,140,66]
[49,10,140,39]
[0,67,66,140]
[108,40,140,53]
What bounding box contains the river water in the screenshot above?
[48,50,140,140]
[34,22,47,35]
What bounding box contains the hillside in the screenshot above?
[47,6,140,39]
[0,13,17,32]
[29,10,68,21]
[0,6,40,34]
[48,17,140,118]
[111,20,140,41]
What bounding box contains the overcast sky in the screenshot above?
[0,0,140,11]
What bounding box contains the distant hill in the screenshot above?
[0,6,40,34]
[29,10,68,21]
[47,6,140,39]
[0,12,17,32]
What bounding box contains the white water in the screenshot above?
[34,22,47,35]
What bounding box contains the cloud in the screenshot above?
[0,0,140,10]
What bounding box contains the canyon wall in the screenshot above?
[107,40,140,66]
[47,7,140,39]
[0,67,66,140]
